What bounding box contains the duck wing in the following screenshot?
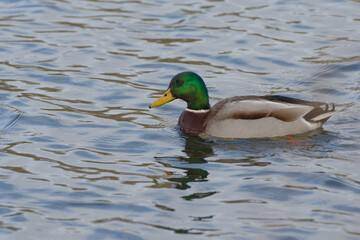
[204,95,335,138]
[207,95,335,123]
[261,95,335,123]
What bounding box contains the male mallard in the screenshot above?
[149,72,335,139]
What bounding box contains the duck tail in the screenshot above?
[304,103,336,124]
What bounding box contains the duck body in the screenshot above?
[178,95,334,138]
[150,72,335,139]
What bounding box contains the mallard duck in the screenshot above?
[149,72,335,139]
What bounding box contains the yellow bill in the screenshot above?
[149,89,175,108]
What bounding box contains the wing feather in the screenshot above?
[209,96,313,122]
[204,95,335,138]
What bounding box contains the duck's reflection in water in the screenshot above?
[155,136,214,191]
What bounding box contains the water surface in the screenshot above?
[0,0,359,239]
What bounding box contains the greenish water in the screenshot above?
[0,0,359,239]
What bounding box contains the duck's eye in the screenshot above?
[177,81,184,86]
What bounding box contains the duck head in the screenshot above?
[149,72,210,110]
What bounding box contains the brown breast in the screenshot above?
[178,109,210,136]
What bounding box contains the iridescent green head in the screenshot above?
[150,72,210,110]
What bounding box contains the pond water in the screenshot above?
[0,0,359,239]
